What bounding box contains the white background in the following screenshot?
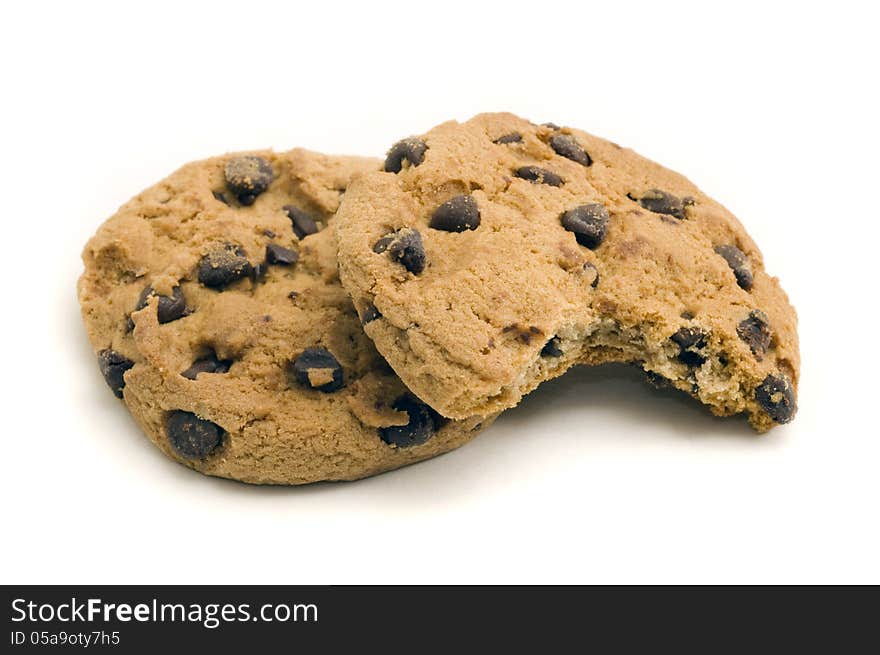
[2,1,877,584]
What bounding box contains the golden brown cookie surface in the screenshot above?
[78,149,491,484]
[335,113,799,431]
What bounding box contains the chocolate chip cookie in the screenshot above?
[334,113,799,431]
[78,148,492,484]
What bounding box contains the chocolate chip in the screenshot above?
[291,347,344,392]
[515,166,563,187]
[224,156,274,205]
[283,206,320,240]
[494,133,522,144]
[549,134,592,166]
[181,352,232,380]
[360,304,381,324]
[265,243,299,266]
[98,349,134,398]
[631,189,688,220]
[561,203,610,248]
[198,244,253,289]
[502,324,543,345]
[135,285,187,324]
[670,327,708,367]
[737,310,772,360]
[380,228,426,274]
[644,370,670,389]
[372,235,393,253]
[251,261,268,281]
[670,327,706,350]
[541,337,563,357]
[166,410,224,459]
[212,190,230,205]
[384,138,427,173]
[714,245,754,291]
[542,122,561,130]
[379,395,438,448]
[755,374,797,424]
[430,195,481,232]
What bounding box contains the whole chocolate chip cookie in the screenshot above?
[335,113,799,432]
[78,148,493,484]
